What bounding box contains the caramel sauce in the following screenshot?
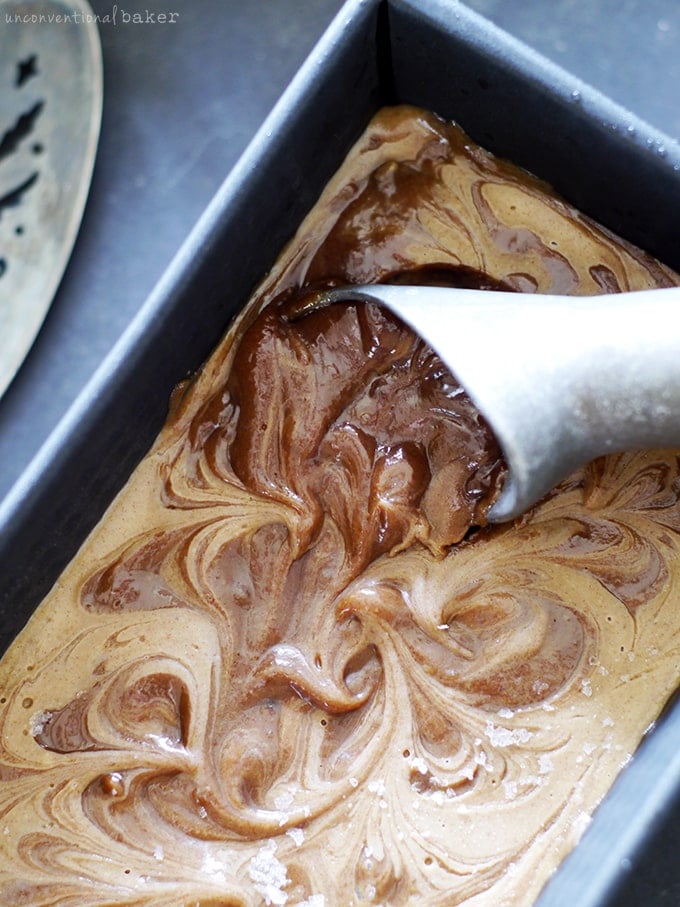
[1,106,679,906]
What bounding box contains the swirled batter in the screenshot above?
[1,106,679,906]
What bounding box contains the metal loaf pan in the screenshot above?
[1,0,679,903]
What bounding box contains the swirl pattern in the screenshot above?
[1,106,679,906]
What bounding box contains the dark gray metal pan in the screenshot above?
[0,1,678,903]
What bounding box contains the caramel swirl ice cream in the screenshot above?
[1,106,679,906]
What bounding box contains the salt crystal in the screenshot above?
[581,679,593,697]
[503,780,518,799]
[409,756,428,775]
[474,750,490,769]
[248,841,290,906]
[572,811,592,837]
[368,779,386,796]
[286,827,305,847]
[349,777,359,788]
[275,792,294,811]
[484,721,533,748]
[29,711,49,737]
[153,845,164,861]
[538,754,553,775]
[202,852,227,884]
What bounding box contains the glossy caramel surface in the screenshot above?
[1,107,679,906]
